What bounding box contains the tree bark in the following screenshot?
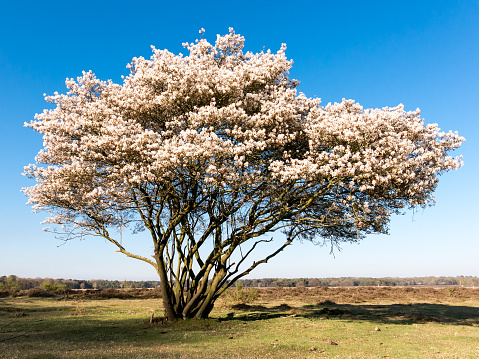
[156,259,179,322]
[194,268,226,319]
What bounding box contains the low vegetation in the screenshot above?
[2,275,478,292]
[1,286,478,358]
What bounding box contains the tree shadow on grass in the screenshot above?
[220,303,296,322]
[222,301,479,326]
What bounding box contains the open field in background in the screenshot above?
[1,287,478,358]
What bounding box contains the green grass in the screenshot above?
[1,288,479,358]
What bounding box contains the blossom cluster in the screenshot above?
[24,28,464,236]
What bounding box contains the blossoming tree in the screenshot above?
[24,29,463,320]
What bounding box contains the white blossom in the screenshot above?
[23,30,464,313]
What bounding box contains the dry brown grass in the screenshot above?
[251,286,479,304]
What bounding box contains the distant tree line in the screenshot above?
[0,275,161,291]
[236,276,479,288]
[0,275,479,290]
[1,275,478,291]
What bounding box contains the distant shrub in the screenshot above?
[226,283,258,304]
[141,287,162,299]
[0,281,20,291]
[26,288,55,297]
[41,281,70,292]
[98,288,133,299]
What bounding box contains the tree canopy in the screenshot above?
[24,28,464,320]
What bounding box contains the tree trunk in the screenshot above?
[156,260,179,322]
[194,268,225,319]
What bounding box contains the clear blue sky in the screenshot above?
[1,0,477,281]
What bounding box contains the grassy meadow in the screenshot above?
[1,286,478,358]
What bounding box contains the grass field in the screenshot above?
[1,287,478,358]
